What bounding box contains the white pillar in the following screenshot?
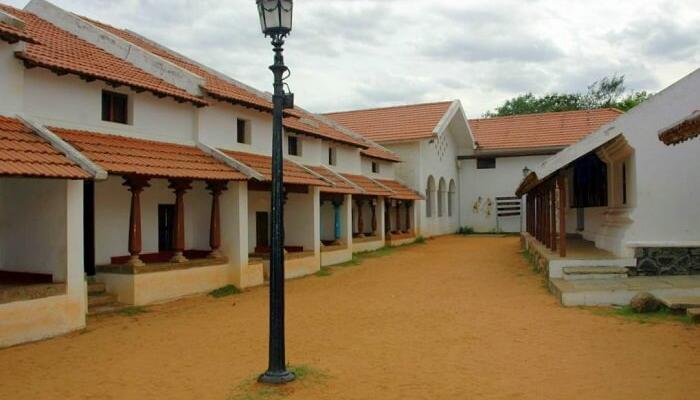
[66,179,87,321]
[378,197,386,243]
[220,181,253,287]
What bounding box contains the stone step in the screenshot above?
[88,303,128,316]
[87,282,106,295]
[88,292,117,308]
[688,308,700,323]
[656,296,700,310]
[562,266,628,281]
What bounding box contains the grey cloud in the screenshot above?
[607,18,700,61]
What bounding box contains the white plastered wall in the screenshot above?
[0,179,86,348]
[0,42,24,115]
[459,154,551,232]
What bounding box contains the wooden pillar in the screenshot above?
[206,180,228,259]
[558,174,567,257]
[356,199,364,237]
[371,199,378,235]
[405,200,412,233]
[550,180,557,251]
[385,199,392,237]
[169,179,192,263]
[123,176,150,267]
[543,186,549,247]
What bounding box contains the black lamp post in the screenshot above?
[256,0,296,385]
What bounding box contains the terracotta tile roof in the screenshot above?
[283,114,367,148]
[325,101,454,143]
[306,165,361,194]
[659,110,700,145]
[221,150,327,187]
[468,109,623,151]
[0,15,37,44]
[0,4,206,106]
[86,17,368,149]
[0,115,89,179]
[376,179,423,201]
[361,145,401,162]
[51,127,245,181]
[340,173,393,197]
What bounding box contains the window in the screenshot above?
[328,147,337,166]
[287,136,300,156]
[371,161,380,174]
[101,90,128,124]
[476,157,496,169]
[236,118,251,144]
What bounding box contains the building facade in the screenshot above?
[0,0,421,347]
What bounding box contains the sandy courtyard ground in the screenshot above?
[1,236,698,399]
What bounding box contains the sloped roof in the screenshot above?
[361,146,401,162]
[658,110,700,145]
[468,109,623,151]
[340,173,393,196]
[0,4,206,106]
[0,115,89,179]
[0,15,37,44]
[221,150,327,187]
[86,16,367,149]
[306,165,361,194]
[51,127,246,181]
[325,101,454,143]
[375,179,423,200]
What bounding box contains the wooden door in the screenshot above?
[158,204,176,252]
[256,211,269,247]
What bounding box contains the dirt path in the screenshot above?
[1,236,698,400]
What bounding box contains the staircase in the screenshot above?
[87,280,126,315]
[562,266,629,281]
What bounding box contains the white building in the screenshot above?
[0,0,420,347]
[326,103,621,234]
[517,68,700,304]
[327,101,469,237]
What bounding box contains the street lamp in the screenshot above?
[256,0,296,385]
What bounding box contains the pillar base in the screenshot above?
[126,255,145,267]
[258,369,296,384]
[170,252,188,263]
[357,233,365,238]
[207,249,223,259]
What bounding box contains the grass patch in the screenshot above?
[334,254,361,267]
[118,306,147,317]
[314,267,332,277]
[209,285,242,298]
[228,364,330,400]
[589,305,695,325]
[457,226,475,235]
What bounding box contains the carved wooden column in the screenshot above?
[371,199,378,235]
[405,200,412,233]
[384,199,392,237]
[356,199,364,237]
[123,176,150,267]
[550,180,557,251]
[206,180,228,259]
[169,179,192,263]
[558,174,567,257]
[394,201,401,233]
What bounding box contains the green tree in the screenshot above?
[484,75,651,117]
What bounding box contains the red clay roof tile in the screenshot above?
[375,179,423,200]
[658,110,700,145]
[0,4,206,106]
[325,101,454,143]
[222,150,327,187]
[0,115,89,179]
[340,173,393,197]
[51,127,246,181]
[306,165,361,194]
[0,18,37,44]
[468,109,623,151]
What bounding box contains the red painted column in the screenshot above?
[207,180,228,259]
[169,179,192,263]
[123,176,150,267]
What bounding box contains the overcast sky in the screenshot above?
[7,0,700,117]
